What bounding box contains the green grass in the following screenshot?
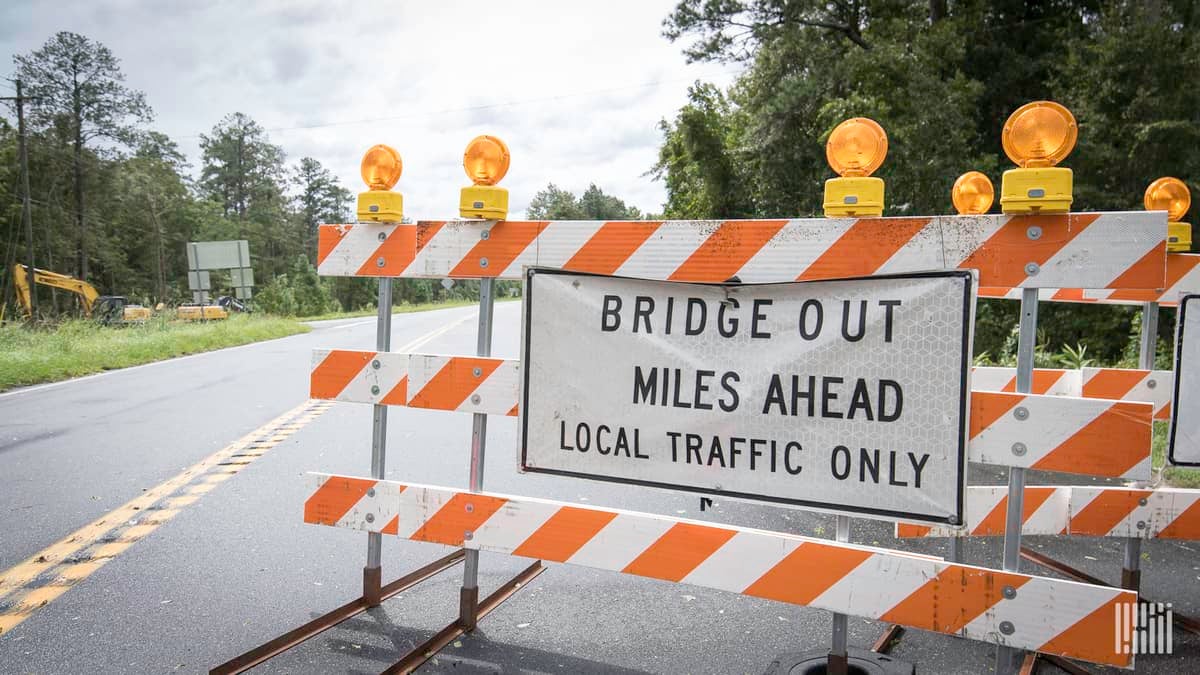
[1151,421,1200,488]
[300,297,519,322]
[0,314,309,392]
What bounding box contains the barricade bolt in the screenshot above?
[371,385,380,395]
[378,232,387,242]
[367,488,376,498]
[481,230,490,240]
[471,394,481,404]
[999,621,1015,635]
[1002,585,1017,600]
[1024,262,1040,275]
[1027,226,1042,240]
[365,513,375,523]
[1139,498,1149,507]
[376,257,386,268]
[372,360,381,370]
[473,367,482,377]
[1013,407,1029,421]
[480,257,489,268]
[1147,379,1157,389]
[1011,442,1027,457]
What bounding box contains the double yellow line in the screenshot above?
[0,309,478,636]
[0,399,331,635]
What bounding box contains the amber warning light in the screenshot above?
[356,144,404,222]
[823,117,888,218]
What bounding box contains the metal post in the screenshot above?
[16,80,36,321]
[460,278,495,629]
[995,287,1038,673]
[1122,302,1158,590]
[948,535,962,563]
[364,278,393,605]
[828,514,851,675]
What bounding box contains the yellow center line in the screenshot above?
[0,312,472,636]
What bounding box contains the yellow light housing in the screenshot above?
[1145,177,1192,252]
[460,135,510,219]
[823,117,887,217]
[356,144,404,222]
[952,171,994,215]
[999,101,1077,214]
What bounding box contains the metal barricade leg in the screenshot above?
[365,278,394,606]
[995,287,1037,674]
[1122,301,1157,591]
[460,277,495,628]
[828,514,851,674]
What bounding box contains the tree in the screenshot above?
[292,156,352,254]
[13,31,153,279]
[527,183,643,220]
[199,113,291,278]
[115,132,191,302]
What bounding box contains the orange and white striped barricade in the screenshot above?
[979,252,1200,307]
[221,211,1167,674]
[302,474,1137,669]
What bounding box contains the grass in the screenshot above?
[300,296,519,322]
[0,313,309,392]
[1151,421,1200,488]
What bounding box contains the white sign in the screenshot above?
[1169,294,1200,466]
[519,269,975,525]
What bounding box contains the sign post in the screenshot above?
[519,268,976,525]
[1170,294,1200,466]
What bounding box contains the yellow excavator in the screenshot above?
[13,264,152,323]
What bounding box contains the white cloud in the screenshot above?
[1,0,742,218]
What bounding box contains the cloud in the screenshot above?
[2,0,741,218]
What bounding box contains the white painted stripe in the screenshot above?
[566,513,674,572]
[614,220,714,280]
[681,531,799,593]
[471,501,557,553]
[501,220,606,277]
[737,219,853,282]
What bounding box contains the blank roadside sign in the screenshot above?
[519,268,976,525]
[1170,294,1200,466]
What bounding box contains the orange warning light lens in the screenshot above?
[1002,101,1077,168]
[826,118,888,177]
[1145,177,1192,222]
[952,171,994,215]
[361,144,403,191]
[463,135,510,186]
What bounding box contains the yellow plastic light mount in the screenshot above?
[952,171,994,215]
[1000,167,1073,215]
[1168,222,1192,252]
[823,177,884,217]
[357,144,404,222]
[357,190,404,222]
[460,184,509,220]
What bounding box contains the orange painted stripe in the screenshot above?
[354,224,417,276]
[797,218,929,281]
[957,214,1097,287]
[1032,401,1150,477]
[316,224,347,266]
[409,493,508,546]
[669,220,787,282]
[880,566,1030,634]
[380,375,408,406]
[970,487,1057,535]
[303,476,376,525]
[895,524,933,538]
[1157,401,1171,420]
[1069,489,1153,536]
[448,221,546,277]
[1081,369,1147,401]
[1156,498,1200,539]
[564,221,662,275]
[408,357,503,411]
[743,543,873,605]
[1037,594,1132,668]
[1104,241,1170,298]
[969,391,1023,439]
[507,404,519,417]
[512,507,617,562]
[310,350,373,399]
[381,515,400,535]
[1051,288,1087,301]
[415,221,445,254]
[999,370,1069,394]
[621,523,737,582]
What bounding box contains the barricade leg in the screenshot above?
[828,515,850,674]
[995,287,1037,674]
[1122,301,1157,592]
[364,278,394,605]
[460,277,495,629]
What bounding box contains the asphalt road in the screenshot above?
[0,302,1197,674]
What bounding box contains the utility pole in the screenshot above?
[2,79,38,321]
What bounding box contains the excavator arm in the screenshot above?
[12,264,101,317]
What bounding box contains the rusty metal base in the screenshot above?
[1020,651,1091,675]
[871,624,905,654]
[382,560,546,675]
[1020,546,1200,635]
[209,549,466,675]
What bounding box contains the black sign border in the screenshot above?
[519,267,973,526]
[1169,293,1200,466]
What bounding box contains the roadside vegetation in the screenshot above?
[0,313,307,391]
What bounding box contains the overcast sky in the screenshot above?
[0,1,743,219]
